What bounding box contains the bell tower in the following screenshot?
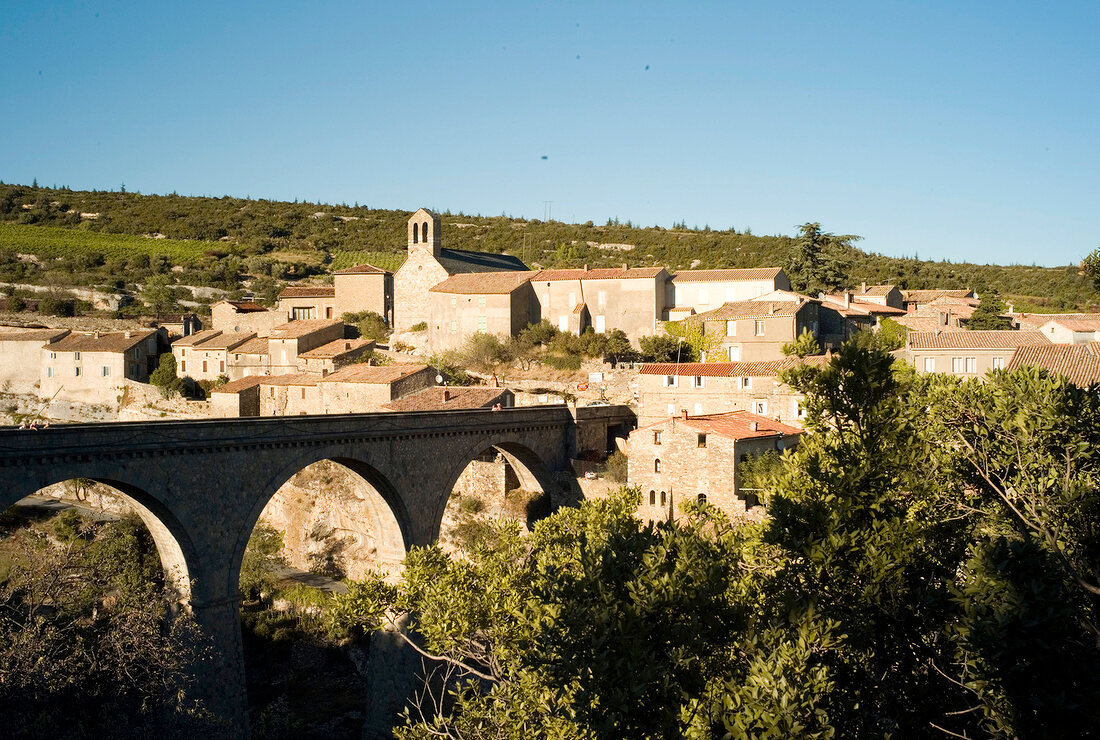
[407,208,442,257]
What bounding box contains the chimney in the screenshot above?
[124,330,132,338]
[443,389,451,402]
[622,263,628,270]
[938,311,948,327]
[681,409,688,420]
[345,342,351,349]
[583,264,589,271]
[844,292,852,309]
[861,281,867,293]
[749,421,758,432]
[93,331,100,339]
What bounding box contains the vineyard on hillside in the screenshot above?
[0,223,216,264]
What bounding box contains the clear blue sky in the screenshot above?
[2,1,1097,266]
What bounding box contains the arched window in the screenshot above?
[412,224,418,244]
[697,493,707,503]
[422,221,429,242]
[660,490,667,505]
[649,490,656,505]
[654,459,661,473]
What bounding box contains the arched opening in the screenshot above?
[437,441,557,556]
[422,221,429,243]
[412,223,419,244]
[0,479,205,733]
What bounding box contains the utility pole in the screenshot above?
[544,201,553,221]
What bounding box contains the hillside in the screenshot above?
[0,183,1095,311]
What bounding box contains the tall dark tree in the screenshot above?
[966,290,1012,330]
[783,222,857,295]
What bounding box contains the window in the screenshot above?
[451,297,457,307]
[795,400,807,419]
[728,345,741,361]
[202,360,208,373]
[992,356,1004,369]
[595,315,605,333]
[739,377,752,389]
[181,361,186,372]
[413,224,419,244]
[653,431,662,445]
[666,403,675,416]
[450,320,457,334]
[301,387,306,399]
[697,433,707,448]
[422,221,428,242]
[234,354,240,361]
[50,352,56,359]
[693,375,704,388]
[649,490,656,505]
[697,493,707,503]
[292,306,315,320]
[654,459,661,473]
[74,367,81,376]
[726,320,736,336]
[754,400,768,415]
[664,375,678,387]
[101,366,110,377]
[924,357,935,372]
[951,357,964,373]
[754,320,765,336]
[46,367,53,378]
[660,491,667,505]
[477,316,487,332]
[693,402,703,414]
[326,307,333,319]
[220,361,225,372]
[478,297,486,307]
[74,352,81,360]
[965,357,977,374]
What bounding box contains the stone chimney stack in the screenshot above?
[583,264,589,272]
[681,409,688,420]
[749,421,758,432]
[443,389,451,402]
[844,292,852,309]
[861,281,867,293]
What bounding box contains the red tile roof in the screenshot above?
[0,328,70,343]
[297,338,374,359]
[689,299,812,322]
[1041,316,1100,332]
[211,376,266,394]
[48,329,158,353]
[334,264,390,275]
[320,363,431,384]
[907,330,1049,350]
[854,284,897,296]
[270,319,343,339]
[175,330,255,350]
[901,289,975,303]
[223,301,269,312]
[531,266,666,281]
[233,337,269,354]
[892,316,965,332]
[429,271,534,294]
[639,411,805,440]
[258,373,321,387]
[171,328,223,347]
[381,386,510,412]
[669,267,784,282]
[1013,312,1100,329]
[277,285,336,298]
[1007,344,1100,386]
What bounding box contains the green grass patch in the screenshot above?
[0,222,216,264]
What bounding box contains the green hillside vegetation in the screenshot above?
[1,183,1095,311]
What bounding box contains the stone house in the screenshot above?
[172,329,256,382]
[334,264,393,325]
[209,376,263,417]
[39,329,163,404]
[211,300,283,336]
[686,296,821,362]
[1006,344,1100,386]
[1036,315,1100,344]
[266,320,346,376]
[316,364,436,413]
[901,289,978,313]
[394,208,529,329]
[635,357,829,427]
[529,266,669,343]
[295,338,374,375]
[257,373,322,416]
[0,328,69,393]
[835,283,905,310]
[665,267,791,319]
[154,312,203,338]
[277,286,337,321]
[427,272,537,351]
[627,410,804,523]
[381,386,515,412]
[905,330,1050,378]
[225,337,270,380]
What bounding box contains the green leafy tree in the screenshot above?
[149,352,185,397]
[639,333,695,363]
[1082,245,1100,291]
[781,327,822,357]
[239,523,288,602]
[604,328,633,361]
[965,290,1012,330]
[343,310,389,342]
[142,274,177,318]
[876,317,907,350]
[783,222,856,295]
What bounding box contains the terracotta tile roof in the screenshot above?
[192,332,256,350]
[639,411,805,440]
[852,300,906,315]
[1013,312,1100,329]
[819,299,875,318]
[855,284,896,296]
[47,329,158,354]
[531,266,666,281]
[891,316,965,332]
[334,263,390,275]
[689,299,811,322]
[907,330,1049,350]
[172,328,224,347]
[639,355,830,377]
[902,289,975,303]
[222,301,268,312]
[320,363,431,385]
[1007,345,1100,386]
[429,271,535,294]
[572,303,586,314]
[277,285,335,298]
[258,373,321,387]
[669,267,783,282]
[270,319,343,339]
[0,328,70,343]
[297,338,374,359]
[1038,316,1100,332]
[381,386,510,412]
[211,376,266,394]
[233,337,269,354]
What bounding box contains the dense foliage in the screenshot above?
[326,341,1100,738]
[1,183,1096,310]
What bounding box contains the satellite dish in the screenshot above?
[436,374,444,384]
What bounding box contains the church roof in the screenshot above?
[436,248,529,275]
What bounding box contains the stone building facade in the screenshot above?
[0,328,69,394]
[40,329,163,404]
[277,286,337,322]
[172,329,257,382]
[334,264,392,325]
[266,320,346,375]
[427,272,536,351]
[905,330,1050,378]
[627,410,803,523]
[211,300,284,337]
[687,296,821,362]
[665,267,791,318]
[530,266,668,343]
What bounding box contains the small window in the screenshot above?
[728,345,741,361]
[74,351,81,360]
[697,493,707,503]
[301,387,306,399]
[451,297,457,307]
[50,352,56,359]
[740,377,752,390]
[220,361,225,372]
[951,357,964,373]
[654,459,661,473]
[101,366,110,377]
[234,354,240,361]
[478,316,487,332]
[413,224,419,244]
[181,360,186,372]
[666,403,675,416]
[754,400,767,415]
[450,320,457,334]
[992,356,1004,370]
[796,400,807,419]
[74,367,81,377]
[697,433,707,448]
[693,375,704,388]
[649,490,656,505]
[924,357,935,372]
[270,387,275,397]
[965,357,977,374]
[202,360,208,373]
[726,320,736,336]
[664,375,678,388]
[660,490,667,505]
[46,367,53,378]
[326,307,333,319]
[478,297,486,307]
[754,320,765,336]
[653,431,662,445]
[422,221,429,242]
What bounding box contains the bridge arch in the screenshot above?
[3,474,198,602]
[230,446,410,594]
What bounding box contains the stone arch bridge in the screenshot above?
[0,404,633,735]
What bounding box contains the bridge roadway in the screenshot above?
[0,404,633,736]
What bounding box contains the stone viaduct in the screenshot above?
[0,404,633,736]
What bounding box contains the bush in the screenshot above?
[410,321,427,332]
[148,353,184,398]
[38,294,76,317]
[603,451,628,483]
[544,353,582,371]
[6,295,25,312]
[343,310,389,342]
[458,495,487,515]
